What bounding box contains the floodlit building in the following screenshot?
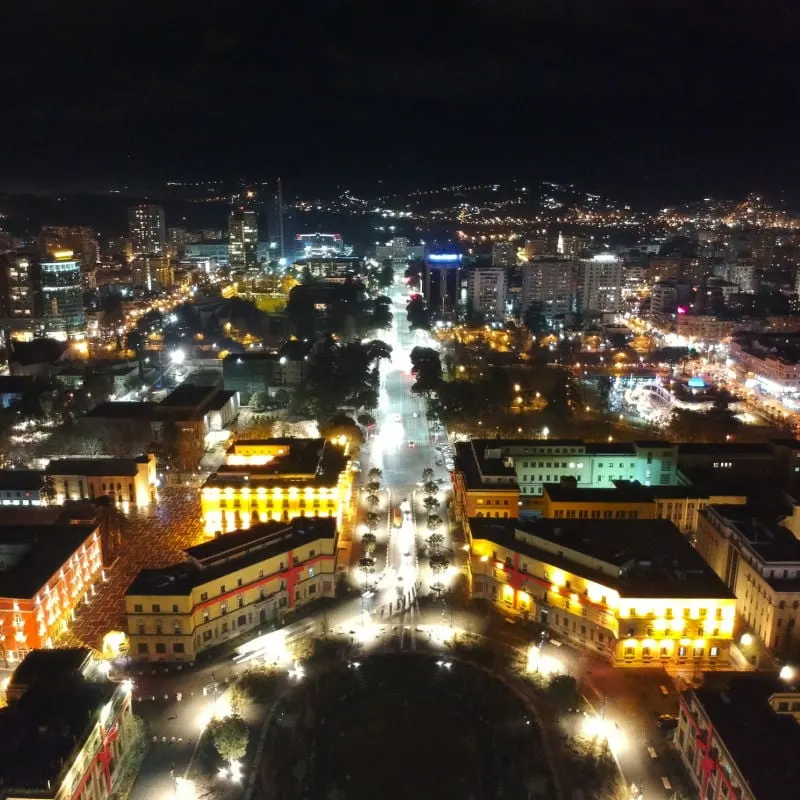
[375,237,424,264]
[125,516,338,661]
[229,207,259,268]
[45,454,158,509]
[577,254,623,316]
[39,250,85,337]
[0,648,136,800]
[128,204,166,257]
[467,266,506,317]
[677,672,800,800]
[0,251,40,324]
[491,241,517,268]
[467,516,736,668]
[695,504,800,655]
[451,441,520,523]
[295,232,345,258]
[520,259,576,319]
[0,522,102,661]
[200,438,352,535]
[0,469,47,506]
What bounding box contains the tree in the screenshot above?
[427,531,444,552]
[365,511,381,532]
[249,390,268,411]
[423,496,439,514]
[361,532,377,554]
[367,467,383,482]
[429,552,450,593]
[423,480,439,495]
[421,467,434,483]
[365,480,381,495]
[211,715,249,764]
[366,493,380,509]
[377,261,394,289]
[427,514,443,534]
[357,412,376,428]
[547,674,579,713]
[523,302,549,338]
[406,295,431,330]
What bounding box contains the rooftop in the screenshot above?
[453,441,519,492]
[0,523,98,599]
[678,442,775,457]
[126,517,337,597]
[0,649,116,795]
[543,481,655,504]
[704,504,800,569]
[469,516,735,600]
[46,455,149,478]
[689,672,800,800]
[0,469,45,491]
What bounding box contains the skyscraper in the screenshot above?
[491,241,517,268]
[39,226,98,267]
[0,252,41,322]
[229,207,259,268]
[520,259,576,320]
[39,250,84,337]
[128,205,166,257]
[467,267,507,318]
[577,255,623,316]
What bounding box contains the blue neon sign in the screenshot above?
[427,253,461,263]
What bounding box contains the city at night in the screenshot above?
[1,3,800,800]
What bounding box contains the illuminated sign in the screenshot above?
[676,306,688,315]
[687,376,706,389]
[427,253,462,264]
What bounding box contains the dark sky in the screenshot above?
[3,0,800,199]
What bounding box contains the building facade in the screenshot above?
[125,517,338,661]
[39,250,85,337]
[46,454,158,509]
[520,259,576,319]
[0,523,102,662]
[228,208,258,268]
[0,649,136,800]
[577,255,623,315]
[200,438,352,536]
[128,204,166,257]
[467,266,506,317]
[468,516,736,669]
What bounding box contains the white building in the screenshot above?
[467,267,506,317]
[375,237,424,264]
[128,205,166,257]
[520,259,576,318]
[229,209,258,268]
[577,255,623,315]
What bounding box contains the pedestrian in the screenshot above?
[389,602,393,614]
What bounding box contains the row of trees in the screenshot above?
[421,467,449,595]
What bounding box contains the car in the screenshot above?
[656,714,678,729]
[408,440,416,447]
[435,459,443,466]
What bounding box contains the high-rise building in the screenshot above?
[520,259,576,319]
[295,233,346,259]
[491,241,517,268]
[467,266,506,317]
[132,255,173,291]
[39,250,85,336]
[577,255,623,316]
[375,237,425,265]
[38,226,99,267]
[128,205,166,258]
[0,252,40,322]
[167,226,190,259]
[424,252,462,319]
[229,207,259,268]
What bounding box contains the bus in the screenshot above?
[392,508,403,528]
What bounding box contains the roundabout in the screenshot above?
[260,651,555,800]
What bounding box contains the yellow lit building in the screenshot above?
[451,440,520,522]
[125,517,338,662]
[200,438,352,536]
[468,516,736,669]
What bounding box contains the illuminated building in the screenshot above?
[468,516,736,668]
[131,254,173,290]
[46,454,158,509]
[695,504,800,655]
[294,256,362,280]
[520,259,576,321]
[467,267,506,318]
[0,522,102,662]
[577,254,623,315]
[39,225,98,268]
[491,241,517,268]
[295,232,345,258]
[452,439,679,512]
[451,442,520,523]
[677,672,800,800]
[541,482,746,536]
[675,313,735,343]
[0,251,41,324]
[39,250,85,337]
[128,204,166,257]
[0,469,47,506]
[125,517,338,661]
[729,333,800,393]
[376,237,424,264]
[424,251,462,319]
[200,438,351,536]
[0,648,135,799]
[229,207,258,268]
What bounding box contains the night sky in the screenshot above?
[3,0,799,198]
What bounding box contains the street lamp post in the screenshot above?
[480,555,490,616]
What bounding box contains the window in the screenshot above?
[309,549,315,558]
[220,602,228,616]
[221,622,228,634]
[678,646,687,657]
[203,630,212,641]
[137,642,148,654]
[237,578,243,587]
[152,604,161,613]
[172,604,179,613]
[174,643,185,653]
[238,596,245,608]
[200,592,208,602]
[155,643,167,654]
[220,585,226,593]
[137,622,145,635]
[710,647,719,658]
[309,584,317,595]
[237,614,247,626]
[134,604,143,613]
[173,622,182,634]
[202,611,210,624]
[693,646,704,658]
[155,623,163,635]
